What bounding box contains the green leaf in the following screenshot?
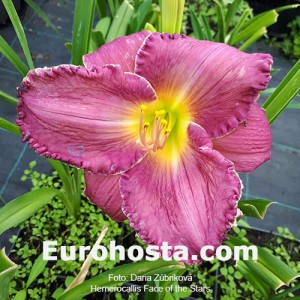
[225,0,242,30]
[238,199,275,219]
[2,0,34,69]
[89,30,105,53]
[24,0,58,33]
[26,253,49,288]
[0,90,18,106]
[0,188,58,235]
[0,248,18,300]
[64,42,72,53]
[275,4,300,13]
[200,15,213,41]
[190,8,205,40]
[257,247,300,286]
[160,0,185,34]
[106,0,134,42]
[270,283,300,299]
[71,0,96,65]
[227,8,252,45]
[260,87,276,95]
[144,22,156,32]
[238,27,266,51]
[13,290,27,300]
[263,59,300,123]
[231,10,278,45]
[94,17,111,39]
[96,0,108,18]
[57,259,184,300]
[288,103,300,109]
[0,36,29,77]
[0,117,21,136]
[131,0,152,33]
[227,236,300,290]
[214,0,226,42]
[237,261,270,298]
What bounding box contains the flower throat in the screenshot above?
[138,105,175,152]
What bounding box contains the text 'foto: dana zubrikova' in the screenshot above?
[16,31,272,264]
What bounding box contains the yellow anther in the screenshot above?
[143,122,150,128]
[165,130,170,135]
[155,109,166,118]
[160,119,168,127]
[140,104,148,111]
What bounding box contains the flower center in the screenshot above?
[138,105,173,152]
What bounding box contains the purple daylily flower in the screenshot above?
[16,32,272,264]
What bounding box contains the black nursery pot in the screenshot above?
[247,0,300,35]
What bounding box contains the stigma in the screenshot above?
[138,105,171,152]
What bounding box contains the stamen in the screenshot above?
[138,107,172,152]
[140,123,149,146]
[140,104,148,111]
[159,131,170,149]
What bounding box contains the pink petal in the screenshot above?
[120,123,242,264]
[135,33,272,138]
[213,102,272,172]
[83,31,151,72]
[85,172,126,222]
[17,65,157,174]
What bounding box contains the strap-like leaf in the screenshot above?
[0,90,18,106]
[106,0,134,42]
[0,36,29,77]
[214,0,226,42]
[238,199,275,219]
[0,188,58,235]
[0,248,18,300]
[263,59,300,123]
[24,0,58,34]
[71,0,96,65]
[26,253,49,288]
[231,10,278,45]
[0,118,21,136]
[2,0,34,69]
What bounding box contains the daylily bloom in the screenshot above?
[16,31,272,263]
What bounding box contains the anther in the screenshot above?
[140,104,148,111]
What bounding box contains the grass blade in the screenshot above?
[214,0,226,42]
[0,118,21,136]
[190,8,205,40]
[227,8,252,45]
[2,0,34,69]
[0,90,18,106]
[238,199,275,219]
[0,188,58,235]
[0,248,18,300]
[0,36,29,77]
[26,253,49,288]
[131,0,152,33]
[263,59,300,123]
[231,10,278,45]
[106,0,134,42]
[238,27,266,51]
[71,0,96,65]
[225,0,242,30]
[96,0,108,18]
[24,0,58,34]
[200,15,213,41]
[288,103,300,109]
